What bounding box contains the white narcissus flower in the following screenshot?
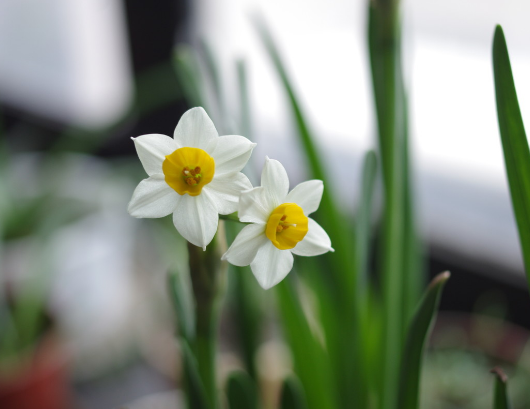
[222,157,334,289]
[128,107,256,249]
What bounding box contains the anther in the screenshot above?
[281,215,287,221]
[194,166,201,174]
[276,225,283,233]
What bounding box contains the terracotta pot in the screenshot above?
[0,333,72,409]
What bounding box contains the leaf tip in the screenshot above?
[491,366,508,383]
[428,271,450,290]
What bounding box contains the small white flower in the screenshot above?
[128,107,256,249]
[222,157,333,289]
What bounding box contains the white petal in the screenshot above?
[172,190,218,250]
[222,224,268,266]
[261,157,289,208]
[250,241,294,290]
[205,135,256,176]
[173,107,218,148]
[128,174,181,218]
[238,187,274,224]
[291,218,334,257]
[285,180,323,216]
[133,134,178,176]
[205,173,252,215]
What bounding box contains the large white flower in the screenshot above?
[222,157,333,289]
[128,107,256,249]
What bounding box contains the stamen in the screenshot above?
[194,166,201,174]
[281,215,287,221]
[276,225,283,233]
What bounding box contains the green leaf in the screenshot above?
[355,150,377,292]
[254,15,367,407]
[368,2,411,406]
[226,371,258,409]
[173,45,205,108]
[280,376,309,409]
[492,25,530,290]
[397,271,450,409]
[276,276,338,409]
[180,338,209,409]
[168,268,196,342]
[490,367,512,409]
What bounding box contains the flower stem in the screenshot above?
[187,224,228,409]
[219,214,246,223]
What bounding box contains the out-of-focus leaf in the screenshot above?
[199,40,226,129]
[225,221,261,380]
[280,376,309,409]
[490,367,512,409]
[355,150,377,291]
[254,15,367,407]
[226,371,258,409]
[397,271,450,409]
[368,2,408,406]
[173,45,205,108]
[276,276,338,409]
[180,338,209,409]
[168,268,196,342]
[492,25,530,290]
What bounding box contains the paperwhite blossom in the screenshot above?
[128,107,255,249]
[222,157,333,289]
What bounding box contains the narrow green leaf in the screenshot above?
[226,371,258,409]
[276,276,338,409]
[490,367,512,409]
[368,2,407,407]
[397,271,450,409]
[173,45,205,108]
[254,16,368,407]
[492,25,530,290]
[168,268,196,342]
[180,338,209,409]
[355,150,377,291]
[280,376,309,409]
[253,14,357,291]
[199,40,226,129]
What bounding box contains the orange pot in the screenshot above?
[0,334,72,409]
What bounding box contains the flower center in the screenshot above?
[265,203,309,250]
[162,147,215,196]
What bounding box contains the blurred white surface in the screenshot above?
[0,0,132,128]
[194,0,530,276]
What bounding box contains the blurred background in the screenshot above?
[1,0,530,408]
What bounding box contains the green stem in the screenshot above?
[187,228,228,409]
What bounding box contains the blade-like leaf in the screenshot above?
[280,376,309,409]
[180,338,209,409]
[168,268,196,342]
[492,25,530,290]
[355,150,377,292]
[276,276,338,409]
[226,371,258,409]
[254,15,367,407]
[397,271,450,409]
[490,367,512,409]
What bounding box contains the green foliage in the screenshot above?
[280,376,309,409]
[226,371,258,409]
[180,338,210,409]
[492,25,530,291]
[491,368,512,409]
[397,272,450,409]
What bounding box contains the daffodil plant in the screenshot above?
[127,106,334,408]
